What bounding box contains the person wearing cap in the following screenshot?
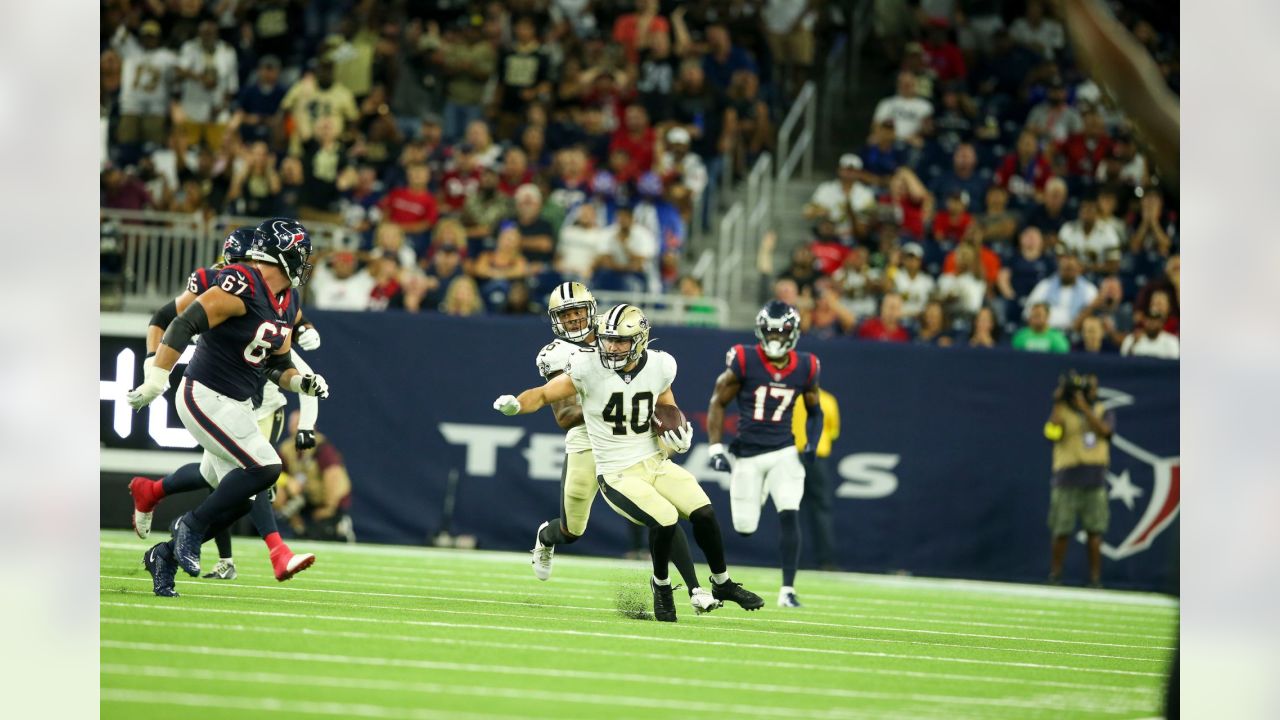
[890,243,936,319]
[804,153,876,241]
[280,57,359,150]
[1026,78,1084,144]
[871,72,934,145]
[113,20,179,149]
[233,56,287,145]
[657,126,708,214]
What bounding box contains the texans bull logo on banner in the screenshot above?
[1075,387,1180,559]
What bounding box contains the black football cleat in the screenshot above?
[651,578,677,622]
[172,513,202,577]
[710,576,765,611]
[143,542,179,597]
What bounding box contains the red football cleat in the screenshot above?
[129,477,162,539]
[270,546,316,582]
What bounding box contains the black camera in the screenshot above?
[1058,370,1092,402]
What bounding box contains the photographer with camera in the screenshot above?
[1044,371,1114,587]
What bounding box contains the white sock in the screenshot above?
[221,557,233,563]
[652,575,671,586]
[780,585,795,594]
[711,571,730,585]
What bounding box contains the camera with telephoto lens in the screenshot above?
[1057,370,1091,402]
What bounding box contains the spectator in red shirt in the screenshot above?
[440,144,484,212]
[1057,109,1112,178]
[856,292,912,343]
[102,166,152,210]
[609,104,657,179]
[889,167,933,239]
[612,0,670,66]
[931,190,973,243]
[379,163,439,249]
[809,220,853,276]
[922,20,967,82]
[995,130,1053,206]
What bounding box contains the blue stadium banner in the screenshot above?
[101,310,1179,591]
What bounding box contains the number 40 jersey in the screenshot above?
[565,348,678,475]
[726,344,820,458]
[185,264,300,402]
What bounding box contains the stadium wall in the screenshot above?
[100,311,1179,592]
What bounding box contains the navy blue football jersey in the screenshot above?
[726,344,820,457]
[186,265,221,295]
[185,264,300,401]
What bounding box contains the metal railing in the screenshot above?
[101,210,354,311]
[775,81,817,189]
[591,290,729,329]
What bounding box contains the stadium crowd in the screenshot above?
[773,0,1178,359]
[100,0,836,317]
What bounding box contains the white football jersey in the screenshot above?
[535,338,593,454]
[120,47,178,115]
[565,348,677,474]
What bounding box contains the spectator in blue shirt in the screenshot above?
[233,55,288,146]
[701,23,758,92]
[929,143,987,213]
[997,226,1057,325]
[861,120,906,187]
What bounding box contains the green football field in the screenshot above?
[100,529,1177,719]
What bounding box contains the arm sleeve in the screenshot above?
[149,299,179,332]
[292,350,319,431]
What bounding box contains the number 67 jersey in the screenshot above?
[726,344,820,458]
[185,264,299,402]
[565,348,678,475]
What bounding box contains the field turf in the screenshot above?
[100,529,1177,719]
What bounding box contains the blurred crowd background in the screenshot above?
[99,0,1178,359]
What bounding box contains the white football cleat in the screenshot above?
[202,559,237,580]
[778,586,802,608]
[531,521,554,581]
[133,509,153,539]
[689,587,723,614]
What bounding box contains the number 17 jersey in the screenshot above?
[185,264,299,401]
[565,348,678,475]
[726,344,820,458]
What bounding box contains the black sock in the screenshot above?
[669,524,699,589]
[538,520,574,547]
[248,490,279,539]
[214,529,233,559]
[190,464,281,531]
[689,505,727,576]
[779,509,801,587]
[648,524,677,581]
[161,463,207,496]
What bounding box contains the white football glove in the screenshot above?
[290,373,329,399]
[493,394,521,416]
[296,325,321,351]
[126,362,172,410]
[661,421,694,454]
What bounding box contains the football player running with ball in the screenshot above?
[529,285,719,615]
[128,224,322,583]
[495,304,763,621]
[127,219,330,597]
[707,301,824,608]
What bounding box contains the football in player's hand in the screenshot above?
[651,403,686,435]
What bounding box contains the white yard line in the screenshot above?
[100,555,1176,640]
[98,645,1147,716]
[99,571,1172,655]
[99,537,1178,610]
[101,616,1162,698]
[99,601,1167,677]
[100,689,519,720]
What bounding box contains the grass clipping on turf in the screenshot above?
[614,576,652,621]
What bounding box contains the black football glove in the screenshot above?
[295,429,316,450]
